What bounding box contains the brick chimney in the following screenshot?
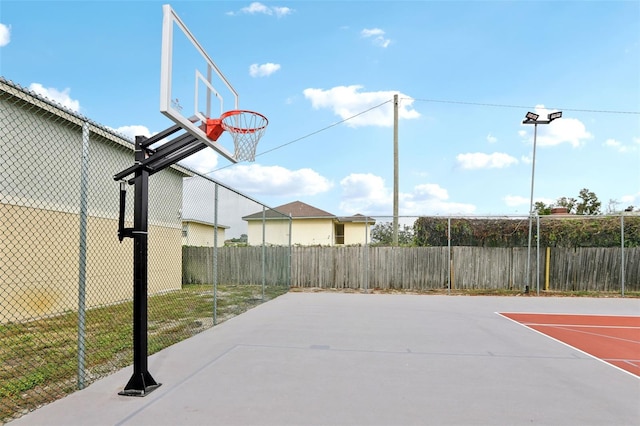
[550,207,569,215]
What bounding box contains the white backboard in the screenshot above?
[160,4,239,162]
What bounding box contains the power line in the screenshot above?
[409,97,640,115]
[202,95,639,174]
[256,99,393,158]
[205,99,393,173]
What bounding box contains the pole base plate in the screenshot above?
[118,372,161,397]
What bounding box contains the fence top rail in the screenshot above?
[372,214,640,220]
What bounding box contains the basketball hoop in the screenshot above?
[205,110,268,162]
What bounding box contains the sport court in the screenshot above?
[10,293,640,426]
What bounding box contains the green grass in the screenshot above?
[0,283,288,423]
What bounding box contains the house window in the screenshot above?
[335,223,344,245]
[182,224,188,238]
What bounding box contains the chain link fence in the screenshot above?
[1,78,290,423]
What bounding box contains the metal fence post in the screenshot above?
[447,216,451,295]
[262,206,266,300]
[536,214,540,296]
[621,214,625,297]
[76,121,90,390]
[213,183,218,325]
[288,214,292,289]
[364,217,369,293]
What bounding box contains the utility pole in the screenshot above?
[393,94,399,246]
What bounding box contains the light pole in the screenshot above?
[522,110,562,294]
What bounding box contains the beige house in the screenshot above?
[182,219,228,247]
[0,77,190,322]
[242,201,375,246]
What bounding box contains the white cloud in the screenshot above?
[28,83,80,112]
[604,138,622,148]
[402,183,476,215]
[179,148,220,173]
[520,105,592,148]
[211,164,332,196]
[0,23,10,47]
[112,125,152,140]
[235,2,293,17]
[361,28,391,48]
[361,28,384,38]
[303,85,420,127]
[339,173,475,215]
[242,2,271,14]
[539,118,592,147]
[340,173,388,208]
[486,134,497,144]
[503,195,555,209]
[249,62,281,77]
[456,152,518,170]
[503,195,529,207]
[413,183,449,201]
[621,192,640,206]
[604,138,638,153]
[272,6,293,17]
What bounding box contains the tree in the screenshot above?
[543,188,601,215]
[371,222,414,246]
[225,233,248,246]
[575,188,601,215]
[606,199,620,214]
[533,201,551,215]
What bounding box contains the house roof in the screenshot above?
[242,201,375,224]
[182,218,230,229]
[243,201,333,220]
[337,213,376,224]
[275,201,334,218]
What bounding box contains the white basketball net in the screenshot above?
[221,111,268,162]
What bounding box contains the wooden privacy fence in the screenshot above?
[182,245,290,286]
[182,246,640,292]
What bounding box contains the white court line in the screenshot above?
[496,312,640,380]
[499,312,640,318]
[532,324,640,345]
[519,323,640,330]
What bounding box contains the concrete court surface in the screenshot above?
[9,292,640,426]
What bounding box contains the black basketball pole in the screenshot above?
[118,135,160,396]
[114,127,207,396]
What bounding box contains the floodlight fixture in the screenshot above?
[525,111,539,121]
[548,111,562,121]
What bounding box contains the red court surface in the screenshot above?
[500,312,640,378]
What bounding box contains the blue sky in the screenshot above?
[2,1,639,217]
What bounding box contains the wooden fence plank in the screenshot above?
[182,246,639,292]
